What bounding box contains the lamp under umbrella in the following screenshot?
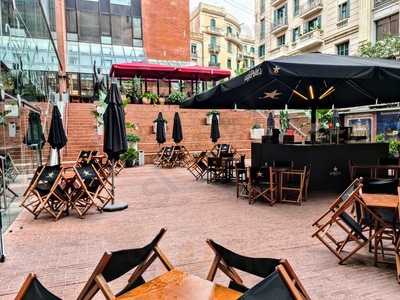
[172,112,183,144]
[210,113,220,143]
[47,106,67,165]
[103,82,128,212]
[25,111,45,166]
[156,112,166,145]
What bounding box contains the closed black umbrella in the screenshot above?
[48,106,67,165]
[156,112,166,144]
[267,112,275,129]
[103,82,128,211]
[25,111,45,166]
[172,112,183,144]
[210,113,220,143]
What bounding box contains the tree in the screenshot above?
[359,36,400,59]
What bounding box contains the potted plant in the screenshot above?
[127,133,140,150]
[279,110,289,143]
[167,91,186,105]
[389,139,400,158]
[206,110,220,125]
[121,148,139,168]
[126,76,142,104]
[142,91,159,105]
[250,123,265,140]
[153,117,167,134]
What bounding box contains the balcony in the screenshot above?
[271,0,287,7]
[374,0,397,9]
[208,44,221,53]
[209,62,221,67]
[237,52,243,61]
[271,17,288,34]
[300,0,323,19]
[269,44,289,58]
[226,32,242,46]
[205,26,224,36]
[294,29,323,51]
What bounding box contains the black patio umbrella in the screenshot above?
[210,113,220,143]
[181,53,400,142]
[103,82,128,211]
[48,106,67,165]
[172,112,183,144]
[267,112,275,129]
[25,111,45,166]
[155,112,166,144]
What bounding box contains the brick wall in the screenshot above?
[142,0,190,61]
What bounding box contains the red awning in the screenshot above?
[175,65,231,81]
[110,62,176,79]
[110,62,231,81]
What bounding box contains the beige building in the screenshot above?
[190,3,256,73]
[255,0,400,63]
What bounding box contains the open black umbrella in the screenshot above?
[103,82,128,211]
[210,113,220,143]
[48,106,67,165]
[156,112,166,144]
[172,112,183,144]
[25,111,45,165]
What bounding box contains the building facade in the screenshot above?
[254,0,400,63]
[1,0,190,101]
[190,3,255,73]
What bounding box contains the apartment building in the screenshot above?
[254,0,385,62]
[190,3,255,72]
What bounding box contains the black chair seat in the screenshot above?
[339,212,368,241]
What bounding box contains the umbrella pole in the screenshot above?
[311,108,317,144]
[111,160,115,205]
[0,156,6,262]
[103,158,128,212]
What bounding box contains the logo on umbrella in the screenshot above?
[272,65,280,74]
[261,90,282,100]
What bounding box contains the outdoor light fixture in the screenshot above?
[308,85,315,100]
[293,90,309,101]
[319,86,335,100]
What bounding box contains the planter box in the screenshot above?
[206,114,219,125]
[250,128,265,140]
[128,141,138,151]
[5,104,19,117]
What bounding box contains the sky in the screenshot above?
[190,0,255,37]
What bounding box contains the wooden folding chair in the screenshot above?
[186,151,208,180]
[0,167,18,199]
[77,228,173,300]
[3,153,19,182]
[235,157,249,198]
[312,181,385,264]
[396,233,400,283]
[218,143,231,157]
[280,166,308,205]
[21,165,69,220]
[206,239,310,299]
[16,273,61,300]
[75,150,93,166]
[153,146,166,166]
[71,164,113,215]
[207,156,224,183]
[248,166,278,205]
[159,146,176,168]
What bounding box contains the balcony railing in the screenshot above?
[271,0,287,7]
[295,29,323,50]
[226,32,241,44]
[208,44,221,53]
[300,0,323,18]
[237,52,243,61]
[271,17,288,34]
[374,0,397,8]
[205,26,224,35]
[209,62,220,67]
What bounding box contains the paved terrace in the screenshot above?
[0,166,398,299]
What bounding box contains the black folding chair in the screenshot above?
[77,228,173,300]
[16,273,61,300]
[206,239,309,298]
[235,156,249,198]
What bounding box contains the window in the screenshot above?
[292,27,300,42]
[337,41,349,56]
[277,34,286,47]
[210,35,217,46]
[79,10,100,43]
[250,47,255,54]
[227,26,232,35]
[132,17,142,39]
[227,58,232,69]
[227,41,233,53]
[210,18,216,30]
[293,0,299,16]
[101,15,111,36]
[260,0,265,12]
[274,5,287,25]
[111,15,132,46]
[376,13,399,41]
[66,9,77,33]
[191,44,197,55]
[250,59,255,67]
[258,44,265,57]
[210,54,218,64]
[260,18,266,39]
[305,16,321,33]
[338,1,350,21]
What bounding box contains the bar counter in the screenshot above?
[251,143,389,191]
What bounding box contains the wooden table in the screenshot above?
[361,193,399,209]
[117,269,242,300]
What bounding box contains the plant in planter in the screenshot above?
[121,147,139,168]
[142,91,159,105]
[206,110,220,125]
[126,133,140,150]
[389,139,400,158]
[126,76,142,104]
[279,110,289,133]
[250,123,265,140]
[317,109,333,129]
[167,91,186,105]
